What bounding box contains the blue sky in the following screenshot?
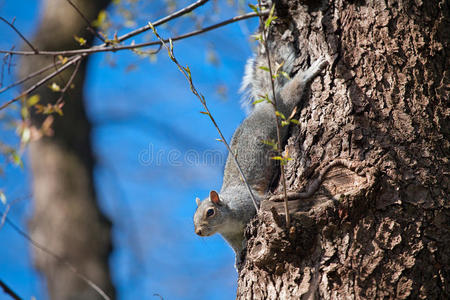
[0,1,257,299]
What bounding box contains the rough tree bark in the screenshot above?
[238,0,449,299]
[18,0,114,299]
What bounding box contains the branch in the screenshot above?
[116,0,210,43]
[64,0,106,43]
[0,10,263,110]
[0,210,111,300]
[0,6,263,110]
[0,280,22,300]
[0,0,210,56]
[0,17,38,54]
[0,11,263,56]
[149,24,260,211]
[0,57,67,94]
[0,55,84,110]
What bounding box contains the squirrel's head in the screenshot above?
[193,190,229,237]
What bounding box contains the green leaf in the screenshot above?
[49,83,61,92]
[275,111,286,120]
[248,4,258,13]
[73,35,87,46]
[262,139,276,147]
[11,152,23,168]
[92,10,107,27]
[265,4,277,29]
[20,106,29,119]
[269,4,276,17]
[271,156,284,161]
[280,71,290,80]
[57,55,68,65]
[281,120,289,127]
[251,33,262,41]
[27,95,40,107]
[265,17,276,29]
[290,119,299,125]
[253,98,265,105]
[53,105,64,116]
[258,66,270,72]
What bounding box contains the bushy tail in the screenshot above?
[239,44,296,113]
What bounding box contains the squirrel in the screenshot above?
[193,44,328,269]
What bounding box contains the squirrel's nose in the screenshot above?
[195,228,202,236]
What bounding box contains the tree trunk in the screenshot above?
[18,0,114,299]
[238,0,449,299]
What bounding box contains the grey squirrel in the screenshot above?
[193,44,328,269]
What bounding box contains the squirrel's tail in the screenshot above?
[239,43,296,113]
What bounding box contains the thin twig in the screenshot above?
[7,46,14,74]
[0,203,11,231]
[1,211,111,300]
[0,194,32,232]
[256,2,290,227]
[0,11,263,57]
[55,58,82,104]
[0,17,38,54]
[149,24,260,211]
[0,57,71,94]
[0,0,210,57]
[117,0,210,43]
[0,55,83,110]
[0,280,22,300]
[65,0,106,43]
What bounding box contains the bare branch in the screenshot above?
[0,6,264,110]
[0,195,31,232]
[64,0,106,43]
[149,24,260,211]
[116,0,210,43]
[0,17,38,54]
[0,55,84,110]
[0,57,71,94]
[0,0,210,56]
[0,280,22,300]
[0,211,111,300]
[0,11,264,56]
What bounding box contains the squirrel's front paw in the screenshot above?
[303,56,328,83]
[311,56,328,72]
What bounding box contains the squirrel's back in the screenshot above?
[222,44,298,193]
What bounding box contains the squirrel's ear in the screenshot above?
[210,190,221,205]
[195,197,201,206]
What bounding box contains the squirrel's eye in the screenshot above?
[206,208,215,217]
